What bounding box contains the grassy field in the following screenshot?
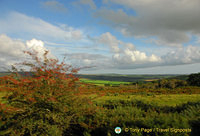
[1,90,199,107]
[0,73,199,136]
[79,78,131,86]
[94,94,200,107]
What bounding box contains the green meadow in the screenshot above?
[94,94,200,107]
[79,78,131,86]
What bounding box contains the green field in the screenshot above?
[79,78,131,86]
[94,94,200,107]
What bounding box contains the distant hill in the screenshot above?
[167,75,189,80]
[0,72,12,77]
[0,72,188,82]
[0,72,33,77]
[76,74,185,82]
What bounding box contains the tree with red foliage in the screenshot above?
[0,50,96,136]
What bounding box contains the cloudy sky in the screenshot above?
[0,0,200,74]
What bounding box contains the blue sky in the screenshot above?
[0,0,200,74]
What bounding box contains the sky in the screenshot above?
[0,0,200,74]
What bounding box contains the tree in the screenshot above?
[187,73,200,86]
[0,50,96,136]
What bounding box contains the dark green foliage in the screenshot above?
[91,100,199,136]
[158,79,187,89]
[139,79,188,90]
[187,73,200,87]
[104,84,110,87]
[189,118,200,136]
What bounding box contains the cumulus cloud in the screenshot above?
[59,33,162,70]
[0,12,83,42]
[97,32,161,65]
[26,39,55,59]
[98,32,121,53]
[111,45,200,69]
[77,0,96,10]
[1,34,200,72]
[162,45,200,65]
[95,0,200,47]
[0,34,55,71]
[41,1,67,13]
[76,32,200,70]
[0,34,26,57]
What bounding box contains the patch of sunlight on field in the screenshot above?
[79,78,130,86]
[94,94,200,107]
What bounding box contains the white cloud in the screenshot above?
[0,34,26,57]
[97,32,161,65]
[162,45,200,65]
[41,1,67,13]
[0,34,55,71]
[26,39,55,59]
[95,0,200,46]
[27,39,44,48]
[98,32,121,53]
[0,12,83,42]
[81,32,200,70]
[1,34,200,72]
[78,0,96,9]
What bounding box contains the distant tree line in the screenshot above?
[139,72,200,89]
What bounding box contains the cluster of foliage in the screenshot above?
[187,73,200,87]
[0,50,96,136]
[138,79,187,90]
[139,73,200,90]
[157,79,187,89]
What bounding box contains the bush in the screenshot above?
[0,50,96,136]
[157,79,187,89]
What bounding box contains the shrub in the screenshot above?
[157,79,187,89]
[0,50,96,136]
